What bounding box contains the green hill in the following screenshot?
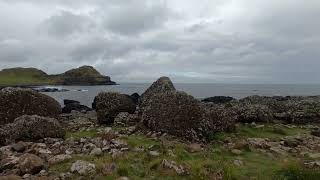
[0,66,116,86]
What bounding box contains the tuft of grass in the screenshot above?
[274,161,320,180]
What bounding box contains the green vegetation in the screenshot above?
[50,124,319,179]
[0,66,114,86]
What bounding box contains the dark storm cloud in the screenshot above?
[0,0,320,83]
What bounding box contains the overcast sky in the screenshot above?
[0,0,319,83]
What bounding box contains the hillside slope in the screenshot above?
[0,66,116,86]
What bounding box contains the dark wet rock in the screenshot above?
[139,76,176,105]
[311,129,320,137]
[141,90,204,141]
[18,153,44,175]
[201,96,235,104]
[64,99,79,105]
[130,93,140,105]
[62,99,92,113]
[2,115,65,145]
[33,87,69,93]
[0,88,61,125]
[94,92,136,124]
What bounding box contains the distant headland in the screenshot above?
[0,65,116,86]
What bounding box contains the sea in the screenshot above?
[41,83,320,107]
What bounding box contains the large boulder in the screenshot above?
[141,91,205,141]
[0,88,61,125]
[1,115,65,145]
[201,104,236,138]
[139,76,176,105]
[18,153,44,175]
[94,92,136,124]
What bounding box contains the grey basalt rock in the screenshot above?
[94,92,136,124]
[139,76,176,105]
[1,115,65,145]
[141,90,204,141]
[0,87,61,125]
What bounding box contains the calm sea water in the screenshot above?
[41,83,320,107]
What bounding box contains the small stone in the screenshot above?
[70,160,96,175]
[11,142,27,152]
[90,148,103,156]
[161,159,187,175]
[48,154,72,166]
[270,147,287,156]
[233,160,244,166]
[283,138,300,147]
[18,153,44,175]
[59,172,72,180]
[231,149,242,155]
[39,169,47,176]
[186,143,202,153]
[149,151,160,157]
[308,153,320,159]
[116,177,129,180]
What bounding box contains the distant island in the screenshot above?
[0,65,116,86]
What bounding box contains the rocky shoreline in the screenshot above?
[0,77,320,179]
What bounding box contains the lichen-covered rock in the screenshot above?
[141,91,204,141]
[139,76,176,105]
[201,104,236,138]
[0,88,61,125]
[18,153,44,175]
[114,112,140,127]
[239,95,320,124]
[94,92,136,124]
[2,115,65,145]
[234,104,273,123]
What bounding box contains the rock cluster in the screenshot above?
[140,77,235,141]
[0,88,61,125]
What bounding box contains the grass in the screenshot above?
[49,124,319,179]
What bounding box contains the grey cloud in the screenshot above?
[102,1,171,35]
[41,10,95,38]
[0,0,320,83]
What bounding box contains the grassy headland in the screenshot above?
[0,66,116,86]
